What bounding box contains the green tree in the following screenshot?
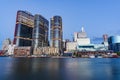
[117,52,120,56]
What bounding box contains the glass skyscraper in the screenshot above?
[13,10,34,46]
[50,16,63,53]
[32,14,49,48]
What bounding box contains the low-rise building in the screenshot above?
[33,47,59,56]
[66,42,77,52]
[14,47,31,56]
[8,44,16,55]
[66,27,108,53]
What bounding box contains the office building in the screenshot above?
[108,36,120,52]
[50,16,63,53]
[13,10,34,46]
[32,14,49,48]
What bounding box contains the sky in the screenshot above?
[0,0,120,49]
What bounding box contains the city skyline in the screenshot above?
[1,0,120,49]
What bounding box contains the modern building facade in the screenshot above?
[66,27,108,52]
[75,27,90,45]
[108,36,120,52]
[32,14,49,48]
[50,16,63,53]
[13,10,34,46]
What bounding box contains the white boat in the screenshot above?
[97,56,102,58]
[89,55,95,58]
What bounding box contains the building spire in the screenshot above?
[81,26,85,32]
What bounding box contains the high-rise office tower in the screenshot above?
[50,16,63,52]
[13,10,34,46]
[32,14,49,48]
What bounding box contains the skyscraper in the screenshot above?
[32,14,49,48]
[50,16,63,53]
[13,10,34,46]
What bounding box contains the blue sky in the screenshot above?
[0,0,120,49]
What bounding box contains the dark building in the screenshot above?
[32,14,49,48]
[50,16,63,53]
[13,10,34,46]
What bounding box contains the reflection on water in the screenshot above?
[0,57,120,80]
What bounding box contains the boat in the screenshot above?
[97,56,103,58]
[89,55,95,58]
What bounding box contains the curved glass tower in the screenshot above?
[108,36,120,52]
[50,16,63,53]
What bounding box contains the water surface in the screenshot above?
[0,57,120,80]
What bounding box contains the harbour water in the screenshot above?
[0,57,120,80]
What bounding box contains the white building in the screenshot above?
[2,38,11,50]
[66,42,77,52]
[74,32,78,42]
[77,38,90,45]
[66,27,108,52]
[67,27,90,52]
[8,44,16,55]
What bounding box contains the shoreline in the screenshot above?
[6,55,120,58]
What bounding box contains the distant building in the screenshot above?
[50,16,63,53]
[62,39,71,52]
[13,10,34,46]
[77,27,87,38]
[66,27,108,52]
[102,34,108,50]
[74,27,90,45]
[33,47,59,56]
[32,14,49,48]
[74,32,78,42]
[108,36,120,52]
[8,43,16,55]
[103,34,108,42]
[2,39,16,55]
[66,42,77,52]
[2,38,11,50]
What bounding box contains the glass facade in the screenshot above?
[108,36,120,52]
[15,38,32,46]
[108,36,120,44]
[50,16,63,52]
[13,10,34,46]
[32,14,49,48]
[79,45,94,48]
